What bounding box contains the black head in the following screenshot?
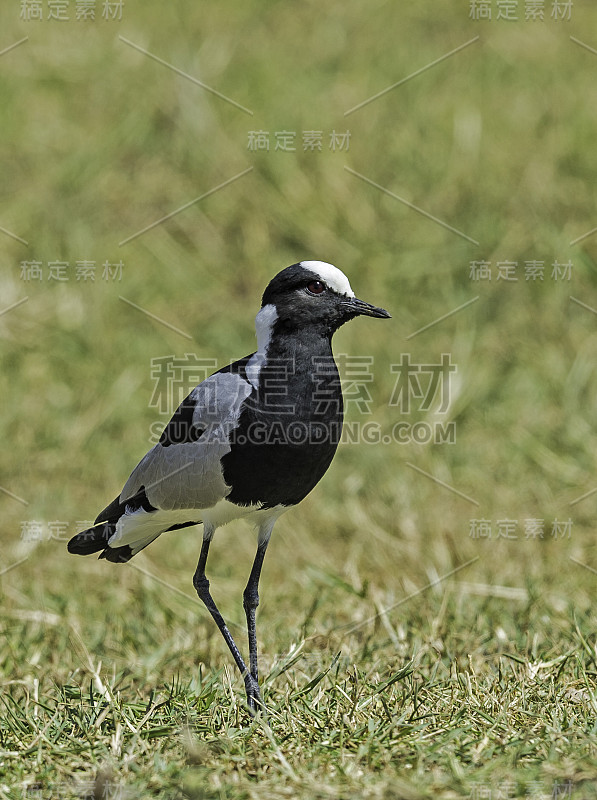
[260,261,390,336]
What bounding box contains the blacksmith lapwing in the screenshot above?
[68,260,390,713]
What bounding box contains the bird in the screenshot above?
[68,260,390,714]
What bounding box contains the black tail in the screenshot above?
[67,487,135,563]
[67,487,156,563]
[67,521,115,555]
[68,487,198,564]
[67,520,136,563]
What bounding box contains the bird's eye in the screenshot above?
[306,280,325,295]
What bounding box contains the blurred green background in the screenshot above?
[2,1,597,797]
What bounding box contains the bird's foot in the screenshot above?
[244,673,266,718]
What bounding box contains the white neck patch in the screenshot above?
[300,260,355,298]
[246,304,277,390]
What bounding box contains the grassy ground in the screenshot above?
[2,1,597,797]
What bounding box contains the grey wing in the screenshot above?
[119,370,253,511]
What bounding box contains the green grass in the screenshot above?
[2,1,597,797]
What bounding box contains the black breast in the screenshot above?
[221,336,343,508]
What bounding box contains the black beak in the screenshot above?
[341,297,391,319]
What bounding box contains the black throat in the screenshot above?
[260,324,342,418]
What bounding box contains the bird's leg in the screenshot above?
[193,533,258,713]
[243,538,270,714]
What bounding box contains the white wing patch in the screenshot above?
[299,260,355,298]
